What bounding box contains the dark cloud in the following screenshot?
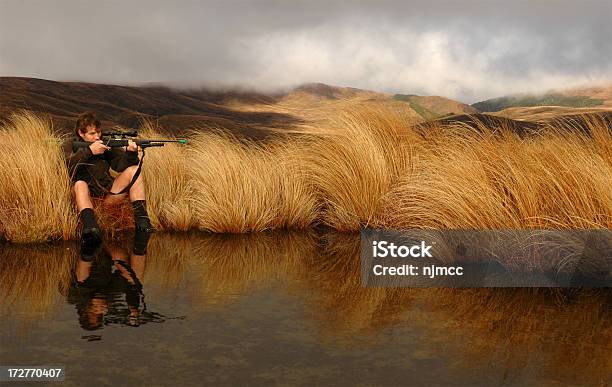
[1,0,610,102]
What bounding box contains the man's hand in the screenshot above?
[127,140,138,152]
[89,140,110,155]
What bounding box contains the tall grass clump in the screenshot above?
[384,117,612,229]
[0,113,76,242]
[303,108,421,230]
[140,124,196,231]
[187,130,318,233]
[272,138,322,228]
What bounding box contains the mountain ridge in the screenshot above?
[0,77,478,136]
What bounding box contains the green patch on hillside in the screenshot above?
[472,93,604,112]
[393,94,441,120]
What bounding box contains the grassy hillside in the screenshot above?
[393,94,441,120]
[492,106,612,121]
[473,93,604,112]
[393,94,477,120]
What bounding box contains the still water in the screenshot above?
[0,231,610,386]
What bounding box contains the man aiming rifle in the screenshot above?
[63,111,178,244]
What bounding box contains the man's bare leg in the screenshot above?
[74,180,101,245]
[104,166,154,232]
[74,180,94,211]
[103,165,144,206]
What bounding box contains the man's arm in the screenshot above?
[62,138,93,175]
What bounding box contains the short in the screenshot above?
[72,168,113,198]
[74,171,111,198]
[86,181,111,198]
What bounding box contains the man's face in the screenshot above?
[86,296,108,330]
[79,125,101,142]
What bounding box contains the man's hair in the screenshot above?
[75,111,101,136]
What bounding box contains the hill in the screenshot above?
[6,77,608,138]
[0,78,480,137]
[393,94,477,120]
[0,77,303,138]
[489,106,612,121]
[471,85,612,121]
[472,93,605,113]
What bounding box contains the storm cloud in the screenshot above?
[1,0,610,102]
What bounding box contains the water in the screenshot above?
[1,231,610,386]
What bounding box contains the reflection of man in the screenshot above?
[68,231,150,330]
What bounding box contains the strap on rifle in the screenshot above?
[87,148,146,196]
[113,259,147,314]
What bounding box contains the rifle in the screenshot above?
[72,130,188,150]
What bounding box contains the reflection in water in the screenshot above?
[145,231,320,305]
[422,288,611,385]
[0,242,75,321]
[0,231,610,385]
[66,231,166,335]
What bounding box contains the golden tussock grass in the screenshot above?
[0,109,609,242]
[301,109,421,230]
[186,131,319,232]
[0,113,77,242]
[384,117,612,229]
[140,123,196,232]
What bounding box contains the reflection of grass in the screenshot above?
[0,242,76,321]
[295,234,611,385]
[1,109,610,242]
[1,231,609,385]
[145,230,319,307]
[421,288,612,386]
[146,231,611,385]
[294,232,419,335]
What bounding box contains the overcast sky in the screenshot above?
[1,0,611,102]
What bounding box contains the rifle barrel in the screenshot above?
[143,139,188,143]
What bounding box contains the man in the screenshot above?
[63,111,154,244]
